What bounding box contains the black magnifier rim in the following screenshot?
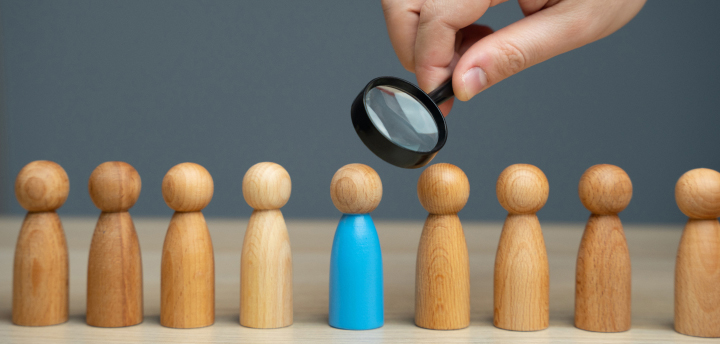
[351,77,448,169]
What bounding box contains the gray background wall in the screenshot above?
[0,0,718,222]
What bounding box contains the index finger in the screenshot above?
[414,0,500,92]
[382,0,426,72]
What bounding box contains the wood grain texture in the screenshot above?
[240,209,293,328]
[575,164,632,332]
[12,160,70,326]
[674,219,720,337]
[0,217,706,343]
[494,214,549,331]
[87,161,143,327]
[161,212,215,328]
[86,212,143,327]
[14,161,69,212]
[330,164,382,214]
[415,163,470,330]
[494,164,549,331]
[578,164,632,215]
[243,162,291,210]
[575,215,631,332]
[417,163,469,215]
[415,214,470,329]
[675,168,720,220]
[162,163,214,213]
[160,162,215,328]
[240,162,293,328]
[496,164,549,215]
[12,212,69,326]
[88,162,141,212]
[674,168,720,337]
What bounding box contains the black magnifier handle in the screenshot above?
[426,79,454,105]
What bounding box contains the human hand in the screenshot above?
[381,0,646,115]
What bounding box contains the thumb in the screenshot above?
[452,4,603,101]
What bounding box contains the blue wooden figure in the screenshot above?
[329,164,384,330]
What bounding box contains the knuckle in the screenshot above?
[419,0,440,16]
[418,0,451,26]
[494,40,529,77]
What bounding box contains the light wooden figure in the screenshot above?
[575,164,632,332]
[494,164,549,331]
[161,162,215,328]
[86,161,143,327]
[415,163,470,330]
[13,161,70,326]
[674,168,720,338]
[240,162,293,328]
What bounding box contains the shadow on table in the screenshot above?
[0,310,11,323]
[660,320,675,331]
[65,313,165,328]
[68,313,85,324]
[391,315,416,327]
[1,313,85,326]
[555,314,574,327]
[144,315,161,325]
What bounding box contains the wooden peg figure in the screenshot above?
[13,161,70,326]
[161,162,215,328]
[575,164,632,332]
[329,163,383,330]
[415,163,470,330]
[674,168,720,337]
[241,162,293,328]
[86,161,143,327]
[494,164,549,331]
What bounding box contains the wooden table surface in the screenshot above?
[0,216,710,343]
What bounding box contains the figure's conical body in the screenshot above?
[674,168,720,337]
[240,162,293,328]
[241,209,293,328]
[415,214,469,329]
[161,162,215,328]
[329,214,383,329]
[415,163,470,330]
[13,161,70,326]
[86,161,143,328]
[575,164,632,332]
[575,214,631,332]
[494,164,549,331]
[329,164,383,330]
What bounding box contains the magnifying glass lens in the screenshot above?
[364,85,439,152]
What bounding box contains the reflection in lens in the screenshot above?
[365,85,439,152]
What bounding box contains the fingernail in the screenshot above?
[462,67,487,99]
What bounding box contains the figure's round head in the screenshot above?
[675,168,720,219]
[330,164,382,214]
[578,164,632,215]
[162,162,214,212]
[15,160,70,212]
[417,163,470,215]
[496,164,549,214]
[243,162,291,210]
[88,161,141,212]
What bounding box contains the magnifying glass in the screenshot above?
[351,77,454,169]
